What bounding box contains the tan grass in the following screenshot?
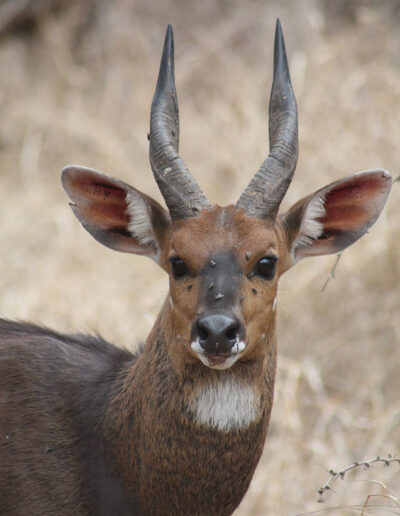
[0,1,399,514]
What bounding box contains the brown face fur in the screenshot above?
[157,205,290,371]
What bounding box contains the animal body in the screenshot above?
[0,21,392,516]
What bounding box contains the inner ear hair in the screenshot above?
[126,189,171,260]
[291,191,326,259]
[126,191,158,249]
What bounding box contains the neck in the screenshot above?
[104,301,277,514]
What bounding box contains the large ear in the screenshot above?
[62,165,170,262]
[281,169,392,265]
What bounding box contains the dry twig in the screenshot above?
[318,456,400,503]
[321,253,342,292]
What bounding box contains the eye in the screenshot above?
[256,256,277,280]
[170,257,188,279]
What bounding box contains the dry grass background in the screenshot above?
[0,0,399,514]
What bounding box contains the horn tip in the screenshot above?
[166,23,173,39]
[153,22,175,101]
[274,19,286,61]
[163,23,174,55]
[275,19,283,47]
[273,18,290,83]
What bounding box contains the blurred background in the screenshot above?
[0,0,399,514]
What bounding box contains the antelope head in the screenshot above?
[62,22,391,375]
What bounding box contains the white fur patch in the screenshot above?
[188,375,260,432]
[292,192,326,260]
[126,191,157,249]
[190,339,245,370]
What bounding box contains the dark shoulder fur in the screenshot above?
[0,318,142,516]
[0,318,139,361]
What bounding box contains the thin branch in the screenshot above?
[321,253,342,292]
[318,455,400,503]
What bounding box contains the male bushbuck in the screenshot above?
[0,21,392,516]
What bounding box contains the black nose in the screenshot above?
[196,314,240,354]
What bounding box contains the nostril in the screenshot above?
[197,325,208,342]
[225,326,238,342]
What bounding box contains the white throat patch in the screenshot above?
[188,376,260,432]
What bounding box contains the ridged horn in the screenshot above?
[236,19,298,219]
[149,24,211,220]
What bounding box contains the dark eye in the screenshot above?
[256,256,277,280]
[170,257,188,279]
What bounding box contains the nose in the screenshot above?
[196,314,241,354]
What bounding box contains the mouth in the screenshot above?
[190,339,246,370]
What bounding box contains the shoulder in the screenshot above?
[0,318,139,371]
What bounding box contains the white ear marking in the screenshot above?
[292,192,326,260]
[126,191,158,252]
[272,296,277,312]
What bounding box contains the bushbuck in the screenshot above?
[0,20,392,516]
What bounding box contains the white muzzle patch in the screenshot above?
[190,338,245,370]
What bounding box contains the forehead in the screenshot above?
[169,206,275,265]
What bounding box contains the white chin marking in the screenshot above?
[188,375,260,432]
[197,353,240,370]
[190,339,246,370]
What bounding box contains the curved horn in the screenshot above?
[149,24,211,220]
[236,19,298,219]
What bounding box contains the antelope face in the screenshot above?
[163,207,279,370]
[62,23,392,372]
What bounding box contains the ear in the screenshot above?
[281,169,392,265]
[62,165,170,262]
